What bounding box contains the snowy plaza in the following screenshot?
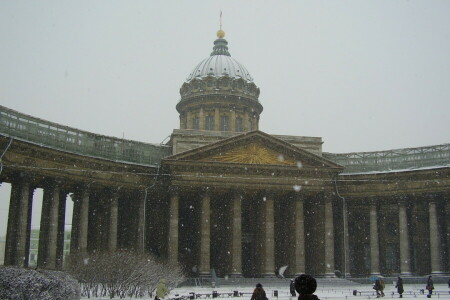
[82,282,450,300]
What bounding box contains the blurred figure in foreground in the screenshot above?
[290,279,296,297]
[251,283,268,300]
[294,274,320,300]
[155,279,168,300]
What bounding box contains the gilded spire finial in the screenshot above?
[217,10,225,38]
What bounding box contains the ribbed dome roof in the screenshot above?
[185,36,254,83]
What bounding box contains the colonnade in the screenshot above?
[354,196,446,276]
[181,107,259,132]
[167,188,336,277]
[2,178,448,276]
[3,177,146,270]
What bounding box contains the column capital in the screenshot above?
[200,186,214,197]
[169,185,180,196]
[426,194,440,204]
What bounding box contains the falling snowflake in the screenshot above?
[293,185,302,192]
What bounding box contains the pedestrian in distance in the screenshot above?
[395,276,404,298]
[155,278,169,300]
[426,276,434,298]
[380,278,385,297]
[290,279,296,297]
[294,274,320,300]
[373,278,384,298]
[251,283,268,300]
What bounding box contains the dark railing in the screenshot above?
[0,105,171,166]
[324,144,450,174]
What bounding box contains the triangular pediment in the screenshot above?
[201,142,297,165]
[164,131,342,170]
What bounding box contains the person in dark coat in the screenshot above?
[395,277,404,298]
[290,279,296,297]
[426,276,434,298]
[294,274,320,300]
[251,283,268,300]
[374,279,384,298]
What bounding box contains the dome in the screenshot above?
[185,37,254,83]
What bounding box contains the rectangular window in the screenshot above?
[221,116,229,131]
[235,117,242,132]
[193,117,199,130]
[205,116,214,130]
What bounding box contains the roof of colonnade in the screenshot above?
[0,104,448,173]
[0,105,171,167]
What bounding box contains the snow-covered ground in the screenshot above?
[82,284,450,300]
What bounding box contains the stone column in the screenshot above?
[135,192,146,252]
[71,188,90,254]
[262,194,275,277]
[199,189,211,276]
[78,189,89,253]
[38,181,60,269]
[369,201,381,275]
[293,195,306,275]
[199,107,205,130]
[180,114,186,129]
[56,190,67,269]
[230,191,242,277]
[168,187,179,264]
[252,115,257,131]
[342,198,351,277]
[398,199,412,276]
[214,108,220,131]
[24,187,34,267]
[4,182,20,266]
[5,179,33,267]
[324,195,335,277]
[243,112,248,132]
[186,111,192,129]
[428,199,443,274]
[108,193,119,252]
[230,110,236,132]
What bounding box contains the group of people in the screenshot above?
[252,274,319,300]
[155,274,444,300]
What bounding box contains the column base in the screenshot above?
[430,271,446,276]
[400,272,413,277]
[370,272,381,276]
[228,273,243,278]
[261,273,276,278]
[199,272,211,278]
[322,273,336,278]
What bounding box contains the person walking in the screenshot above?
[155,279,169,300]
[290,279,296,297]
[380,278,385,297]
[395,276,404,298]
[251,283,268,300]
[294,274,320,300]
[373,278,384,298]
[426,276,434,298]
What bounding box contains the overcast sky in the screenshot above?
[1,1,450,235]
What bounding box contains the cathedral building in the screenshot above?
[0,30,448,278]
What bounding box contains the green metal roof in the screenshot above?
[0,105,171,166]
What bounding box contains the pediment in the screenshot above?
[164,131,342,170]
[201,142,297,165]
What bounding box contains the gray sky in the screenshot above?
[1,1,450,235]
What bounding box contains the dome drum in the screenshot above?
[180,76,260,100]
[176,94,263,116]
